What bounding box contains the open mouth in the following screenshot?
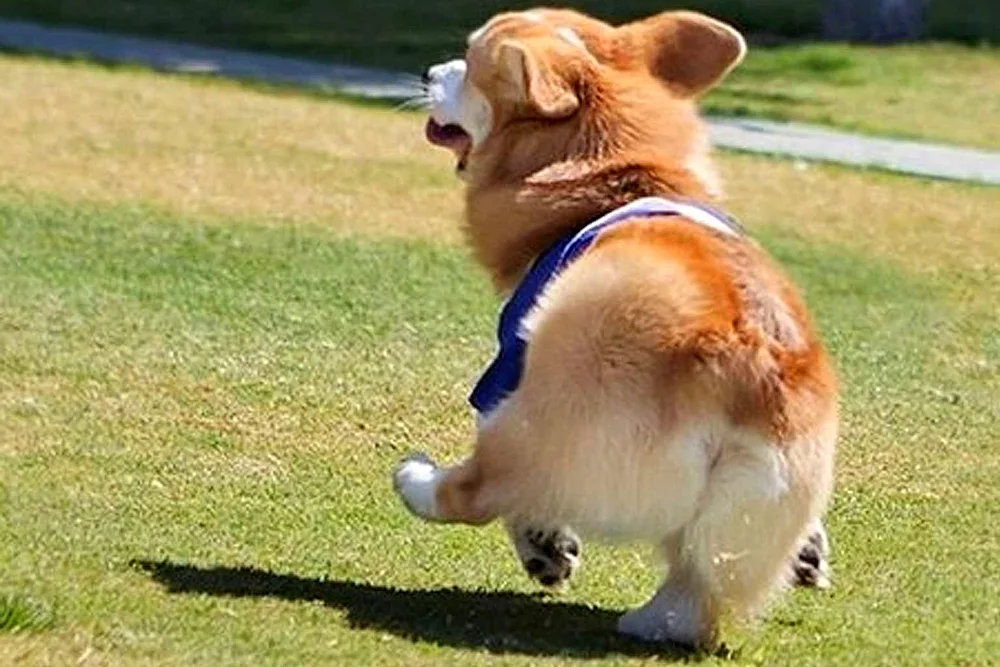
[425,119,472,171]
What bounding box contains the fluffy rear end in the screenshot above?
[495,235,728,536]
[395,223,836,647]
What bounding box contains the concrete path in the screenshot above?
[2,18,998,185]
[0,18,416,99]
[707,119,1000,185]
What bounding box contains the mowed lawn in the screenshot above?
[1,0,999,148]
[1,55,998,666]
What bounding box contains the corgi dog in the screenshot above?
[393,8,837,649]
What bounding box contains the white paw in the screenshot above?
[393,453,442,521]
[617,589,706,648]
[618,606,668,642]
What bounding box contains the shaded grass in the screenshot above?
[1,0,998,68]
[2,1,825,67]
[130,560,688,660]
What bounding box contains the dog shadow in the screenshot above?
[132,559,714,660]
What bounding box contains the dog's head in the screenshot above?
[423,8,744,181]
[420,8,745,288]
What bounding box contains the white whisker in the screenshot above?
[394,95,432,111]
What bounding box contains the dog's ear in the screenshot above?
[624,11,746,97]
[498,40,580,118]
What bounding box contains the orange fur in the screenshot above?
[397,7,837,649]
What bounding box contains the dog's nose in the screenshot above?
[421,67,432,84]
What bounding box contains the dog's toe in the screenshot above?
[792,542,831,588]
[791,522,831,589]
[510,524,582,589]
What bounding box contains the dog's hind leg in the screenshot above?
[393,452,504,525]
[393,411,532,525]
[618,430,834,648]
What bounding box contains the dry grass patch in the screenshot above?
[0,633,105,667]
[2,53,998,284]
[0,56,462,240]
[721,154,1000,285]
[3,53,999,283]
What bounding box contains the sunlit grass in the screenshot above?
[708,43,1000,149]
[0,54,997,666]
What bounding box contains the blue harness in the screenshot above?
[469,196,743,418]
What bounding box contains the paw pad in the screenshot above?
[513,526,582,589]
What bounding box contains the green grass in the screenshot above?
[2,186,998,666]
[705,42,1000,148]
[3,0,1000,66]
[0,594,54,632]
[1,55,999,665]
[4,1,826,66]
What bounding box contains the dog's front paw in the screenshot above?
[393,453,442,521]
[509,523,582,589]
